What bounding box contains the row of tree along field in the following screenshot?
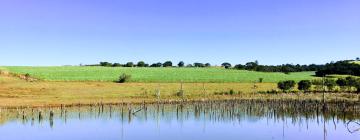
[93,58,360,76]
[272,76,360,94]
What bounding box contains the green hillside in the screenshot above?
[0,66,315,83]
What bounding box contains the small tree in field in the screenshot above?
[324,78,337,92]
[298,80,312,92]
[346,76,357,92]
[221,62,232,69]
[178,61,185,67]
[125,62,134,67]
[278,80,296,92]
[137,61,146,67]
[118,73,131,83]
[163,61,173,67]
[336,78,347,92]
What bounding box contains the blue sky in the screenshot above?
[0,0,359,66]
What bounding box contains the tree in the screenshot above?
[125,62,134,67]
[298,80,312,92]
[100,62,112,67]
[194,63,205,67]
[356,57,360,61]
[178,61,185,67]
[205,63,211,67]
[336,78,347,92]
[137,61,146,67]
[163,61,173,67]
[346,76,357,92]
[278,80,296,92]
[324,78,337,91]
[245,61,259,71]
[221,62,232,69]
[112,63,122,67]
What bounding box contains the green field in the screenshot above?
[353,61,360,65]
[0,66,315,83]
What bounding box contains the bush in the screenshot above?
[118,73,131,83]
[312,79,323,92]
[336,78,348,91]
[324,78,337,91]
[355,79,360,93]
[278,80,296,91]
[258,78,263,83]
[297,80,312,92]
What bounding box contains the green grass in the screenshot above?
[0,66,315,83]
[352,61,360,65]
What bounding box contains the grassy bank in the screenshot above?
[0,66,315,82]
[0,75,359,108]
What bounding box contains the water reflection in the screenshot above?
[0,100,359,140]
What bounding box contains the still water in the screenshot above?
[0,100,359,140]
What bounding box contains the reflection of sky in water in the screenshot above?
[0,103,359,140]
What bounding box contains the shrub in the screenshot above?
[312,79,323,92]
[278,80,296,91]
[336,78,348,92]
[324,78,337,91]
[258,78,263,83]
[176,90,184,97]
[346,76,357,91]
[355,79,360,93]
[297,80,312,92]
[118,73,131,83]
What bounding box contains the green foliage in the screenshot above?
[1,66,315,83]
[125,62,134,67]
[163,61,173,67]
[258,78,263,83]
[278,80,296,91]
[100,62,112,67]
[118,73,131,83]
[297,80,312,92]
[221,62,232,69]
[112,63,122,67]
[178,61,185,67]
[137,61,146,67]
[324,78,337,91]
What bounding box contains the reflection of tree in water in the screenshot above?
[1,100,360,135]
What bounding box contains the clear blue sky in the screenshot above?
[0,0,359,66]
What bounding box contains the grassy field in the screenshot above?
[0,75,358,107]
[0,66,315,83]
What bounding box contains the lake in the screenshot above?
[0,100,359,140]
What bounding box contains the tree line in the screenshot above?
[91,58,360,77]
[315,60,360,76]
[92,61,213,68]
